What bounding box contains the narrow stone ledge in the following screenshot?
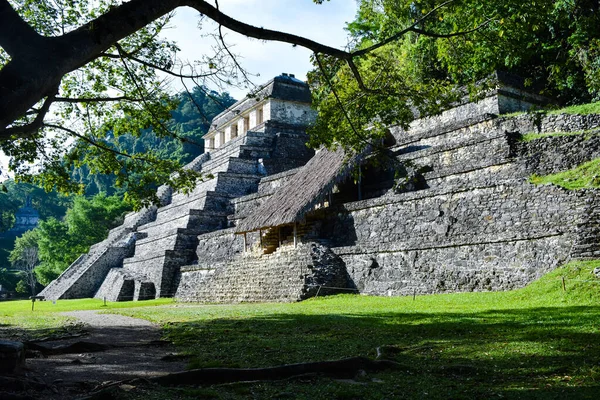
[332,232,570,256]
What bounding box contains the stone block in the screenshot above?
[0,341,25,374]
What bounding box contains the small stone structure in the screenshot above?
[1,196,39,237]
[0,340,25,374]
[40,74,600,302]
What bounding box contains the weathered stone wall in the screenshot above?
[269,99,316,126]
[176,242,350,303]
[166,108,600,301]
[511,132,600,175]
[55,237,137,299]
[186,107,600,302]
[194,228,244,263]
[41,82,600,303]
[308,111,600,297]
[324,184,584,295]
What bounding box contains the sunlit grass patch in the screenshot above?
[547,101,600,115]
[0,297,173,340]
[2,262,599,398]
[530,158,600,190]
[520,128,600,142]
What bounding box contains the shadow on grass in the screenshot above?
[161,305,600,399]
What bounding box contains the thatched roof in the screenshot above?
[235,146,363,233]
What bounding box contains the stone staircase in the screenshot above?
[100,129,297,300]
[176,242,351,303]
[39,228,136,300]
[38,201,162,301]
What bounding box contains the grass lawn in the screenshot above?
[502,100,600,118]
[110,261,599,400]
[530,158,600,190]
[0,297,173,340]
[547,101,600,115]
[1,262,599,399]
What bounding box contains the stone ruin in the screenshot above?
[39,73,600,302]
[0,196,39,238]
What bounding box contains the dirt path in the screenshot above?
[23,310,187,398]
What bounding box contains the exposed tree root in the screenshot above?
[75,356,403,399]
[150,356,401,386]
[27,332,86,343]
[0,376,49,392]
[25,341,110,356]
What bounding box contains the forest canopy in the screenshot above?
[0,0,599,204]
[308,0,600,150]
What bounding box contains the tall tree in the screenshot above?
[308,0,600,151]
[9,193,130,285]
[12,247,38,295]
[0,0,487,205]
[9,228,39,294]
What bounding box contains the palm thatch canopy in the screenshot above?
[235,146,364,234]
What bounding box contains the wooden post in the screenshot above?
[243,233,247,253]
[358,166,362,201]
[259,229,263,248]
[278,227,282,247]
[329,191,332,207]
[562,276,566,292]
[294,223,298,248]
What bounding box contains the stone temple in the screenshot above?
[40,73,600,302]
[4,196,39,236]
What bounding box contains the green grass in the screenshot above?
[2,262,600,398]
[501,101,600,118]
[520,128,600,142]
[108,261,600,399]
[0,297,173,340]
[547,101,600,115]
[530,158,600,190]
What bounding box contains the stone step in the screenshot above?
[200,157,258,176]
[183,153,211,172]
[124,246,197,265]
[156,192,232,222]
[136,217,227,247]
[392,113,498,148]
[573,236,600,244]
[238,145,273,159]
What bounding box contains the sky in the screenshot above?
[163,0,357,99]
[0,0,358,180]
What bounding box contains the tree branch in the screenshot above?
[0,0,488,139]
[351,0,457,57]
[55,96,142,103]
[0,1,46,57]
[0,0,183,133]
[0,85,58,141]
[408,22,492,39]
[314,54,374,150]
[100,51,218,80]
[42,123,155,164]
[182,0,350,59]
